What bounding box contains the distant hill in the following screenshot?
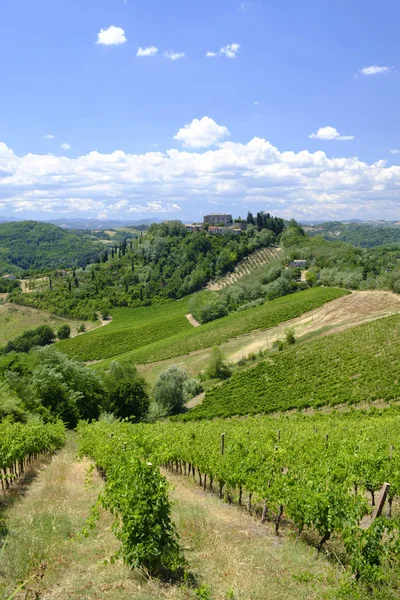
[47,218,163,229]
[0,221,103,274]
[305,221,400,247]
[0,216,162,229]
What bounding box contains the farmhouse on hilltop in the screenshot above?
[289,260,308,269]
[204,213,233,226]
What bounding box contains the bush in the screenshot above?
[4,324,55,354]
[77,323,86,333]
[152,366,189,415]
[206,347,232,380]
[285,328,296,345]
[103,361,149,421]
[57,324,71,340]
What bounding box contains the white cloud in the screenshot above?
[60,143,71,150]
[254,101,260,106]
[96,25,127,46]
[44,134,55,139]
[3,128,400,221]
[136,46,158,57]
[309,126,355,141]
[206,51,217,58]
[164,50,185,60]
[390,149,400,154]
[174,116,230,148]
[220,43,240,58]
[359,65,393,76]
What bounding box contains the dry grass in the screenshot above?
[138,290,400,388]
[167,471,345,600]
[0,433,348,600]
[0,304,99,345]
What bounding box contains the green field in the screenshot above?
[58,299,191,361]
[77,287,348,368]
[0,304,99,345]
[182,312,400,420]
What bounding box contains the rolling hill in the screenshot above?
[0,221,103,274]
[181,311,400,420]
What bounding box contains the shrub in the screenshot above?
[206,347,232,380]
[57,324,71,340]
[152,366,188,416]
[103,361,149,421]
[285,328,296,345]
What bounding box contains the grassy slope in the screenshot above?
[0,434,345,600]
[77,287,348,368]
[0,304,99,345]
[183,312,400,420]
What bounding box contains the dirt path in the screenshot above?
[70,314,112,338]
[0,434,345,600]
[139,290,400,387]
[229,290,400,362]
[185,313,201,327]
[163,470,344,599]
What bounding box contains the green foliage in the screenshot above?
[0,347,105,426]
[11,220,281,318]
[3,324,55,354]
[59,311,191,361]
[285,328,296,345]
[189,292,228,324]
[308,221,400,248]
[81,411,400,586]
[90,287,347,367]
[30,347,104,427]
[153,366,188,415]
[0,381,26,422]
[0,278,20,293]
[0,221,102,274]
[77,421,185,578]
[182,313,400,420]
[57,324,71,340]
[206,347,231,380]
[0,420,65,474]
[103,361,149,421]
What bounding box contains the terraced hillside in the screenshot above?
[182,312,400,420]
[208,246,282,290]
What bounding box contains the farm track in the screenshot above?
[139,290,400,390]
[208,246,282,290]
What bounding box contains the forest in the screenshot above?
[0,220,103,274]
[8,218,283,319]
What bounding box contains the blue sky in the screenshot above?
[1,0,400,222]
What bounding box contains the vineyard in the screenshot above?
[0,421,65,491]
[77,412,400,585]
[183,312,400,420]
[58,299,191,361]
[208,246,282,290]
[90,287,347,367]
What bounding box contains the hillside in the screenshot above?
[305,220,400,247]
[0,221,103,274]
[10,219,283,318]
[182,311,400,420]
[57,287,346,364]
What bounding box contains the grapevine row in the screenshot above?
[183,312,400,420]
[76,422,185,579]
[79,411,400,583]
[0,420,66,491]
